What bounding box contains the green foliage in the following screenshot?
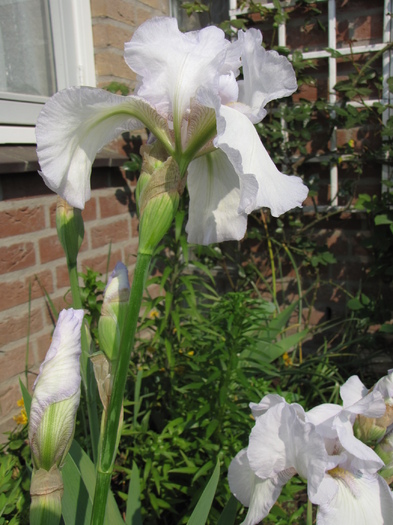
[104,82,130,96]
[79,267,106,341]
[111,211,345,524]
[0,425,30,524]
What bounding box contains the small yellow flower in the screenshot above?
[283,352,293,367]
[149,309,159,319]
[187,350,194,356]
[14,399,28,425]
[348,139,355,148]
[14,410,28,425]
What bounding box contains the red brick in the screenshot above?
[42,296,72,327]
[0,271,54,312]
[83,199,98,222]
[81,249,122,275]
[39,232,88,264]
[0,343,35,383]
[56,263,71,289]
[0,242,35,275]
[35,331,54,364]
[39,234,65,264]
[0,206,45,238]
[95,51,136,80]
[123,241,138,267]
[0,381,22,418]
[99,194,131,218]
[0,415,20,443]
[0,309,43,346]
[131,216,139,238]
[90,219,130,249]
[93,22,133,50]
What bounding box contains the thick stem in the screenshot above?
[68,262,99,462]
[90,252,152,525]
[307,498,313,525]
[90,470,112,525]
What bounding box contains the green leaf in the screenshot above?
[187,460,220,525]
[125,462,143,525]
[379,324,393,334]
[217,495,238,525]
[62,440,124,525]
[375,213,393,226]
[19,379,31,418]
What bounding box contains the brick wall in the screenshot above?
[91,0,170,88]
[0,165,141,437]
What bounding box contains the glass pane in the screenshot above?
[172,0,229,31]
[0,0,56,97]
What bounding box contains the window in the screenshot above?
[0,0,95,144]
[230,0,393,203]
[171,0,230,31]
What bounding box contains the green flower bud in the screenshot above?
[98,262,130,362]
[29,309,84,471]
[375,429,393,485]
[137,143,184,255]
[56,197,84,267]
[354,413,388,444]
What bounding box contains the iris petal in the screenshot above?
[316,471,393,525]
[36,87,170,209]
[215,105,308,217]
[186,149,250,244]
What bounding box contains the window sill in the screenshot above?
[0,145,127,174]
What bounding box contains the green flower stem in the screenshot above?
[91,251,152,525]
[90,470,112,525]
[307,498,313,525]
[68,261,99,462]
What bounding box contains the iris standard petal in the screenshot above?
[316,471,393,525]
[236,29,297,124]
[340,376,369,408]
[124,17,234,134]
[215,105,308,217]
[186,149,251,245]
[36,87,171,209]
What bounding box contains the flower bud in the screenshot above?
[98,262,130,362]
[136,143,184,255]
[353,413,389,444]
[56,197,84,266]
[375,429,393,485]
[354,371,393,444]
[29,308,84,471]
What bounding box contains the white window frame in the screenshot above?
[230,0,393,203]
[0,0,96,144]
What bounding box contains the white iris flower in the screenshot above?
[36,17,308,245]
[229,391,393,525]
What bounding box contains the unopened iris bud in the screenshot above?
[56,197,84,266]
[136,143,184,255]
[354,371,393,445]
[375,430,393,485]
[29,308,84,524]
[354,413,388,444]
[98,262,130,363]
